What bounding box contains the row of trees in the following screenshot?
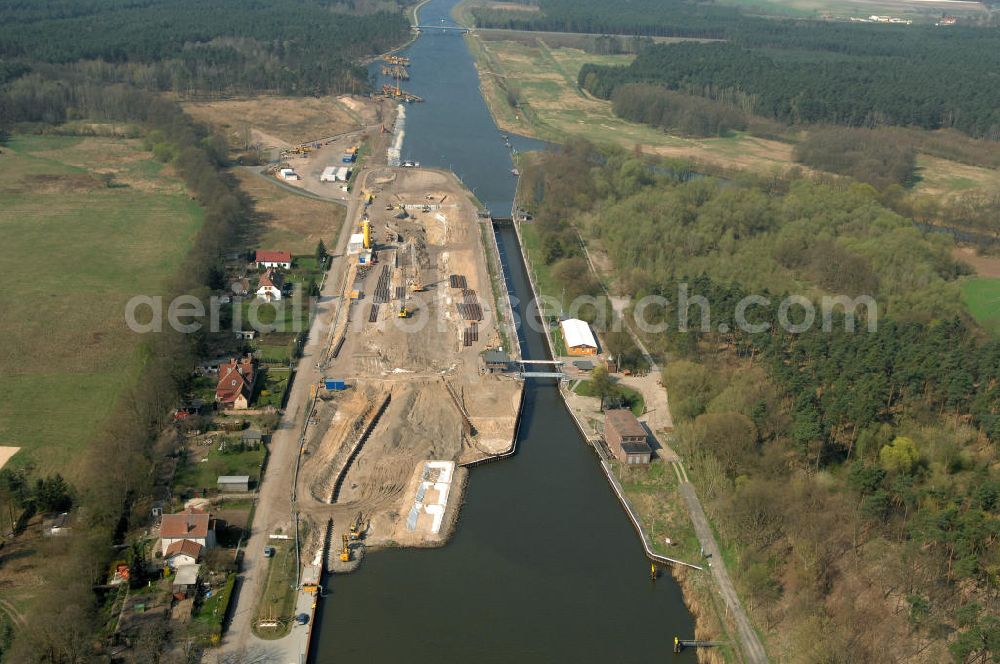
[0,0,411,96]
[0,77,253,660]
[522,141,1000,661]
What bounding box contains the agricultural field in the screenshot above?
[0,134,203,473]
[960,277,1000,336]
[717,0,987,20]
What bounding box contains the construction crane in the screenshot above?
[340,534,351,563]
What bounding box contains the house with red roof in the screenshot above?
[215,356,255,410]
[255,250,292,269]
[164,539,204,569]
[159,508,216,554]
[256,268,284,302]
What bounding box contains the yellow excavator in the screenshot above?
[340,534,351,563]
[398,306,410,319]
[349,512,364,541]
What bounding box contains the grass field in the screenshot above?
[251,538,298,639]
[471,37,1000,198]
[174,443,267,493]
[960,278,1000,336]
[236,170,345,255]
[470,37,799,174]
[0,134,203,473]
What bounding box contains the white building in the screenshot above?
[347,233,365,254]
[256,268,283,301]
[321,166,352,183]
[278,167,300,181]
[559,318,598,356]
[254,251,292,269]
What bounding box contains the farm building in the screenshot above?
[160,508,216,554]
[215,356,256,410]
[560,318,598,356]
[604,409,652,465]
[254,250,292,269]
[256,268,284,302]
[217,475,251,493]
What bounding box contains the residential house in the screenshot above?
[604,409,652,465]
[215,356,255,410]
[256,268,284,302]
[164,539,203,569]
[160,508,216,554]
[255,250,292,270]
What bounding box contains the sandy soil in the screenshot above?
[294,164,522,558]
[953,246,1000,278]
[0,446,19,470]
[182,96,368,148]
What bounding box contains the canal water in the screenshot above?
[309,1,697,661]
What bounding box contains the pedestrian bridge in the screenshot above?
[413,24,471,32]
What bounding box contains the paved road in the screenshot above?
[212,163,372,664]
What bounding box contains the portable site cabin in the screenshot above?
[559,318,598,356]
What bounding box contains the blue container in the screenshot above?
[324,380,347,391]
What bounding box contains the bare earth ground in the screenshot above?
[234,169,345,255]
[182,95,372,150]
[0,447,20,471]
[296,165,521,555]
[953,246,1000,278]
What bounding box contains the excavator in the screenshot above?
[349,512,365,541]
[339,533,351,563]
[398,306,410,319]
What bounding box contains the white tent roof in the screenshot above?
[560,318,597,349]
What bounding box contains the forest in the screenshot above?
[793,127,917,189]
[0,0,411,95]
[610,84,747,138]
[579,37,1000,138]
[520,141,1000,661]
[472,0,1000,138]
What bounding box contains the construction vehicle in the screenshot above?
[398,306,410,319]
[349,512,364,540]
[340,534,350,563]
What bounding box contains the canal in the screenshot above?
[309,1,697,661]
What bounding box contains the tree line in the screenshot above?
[0,79,252,661]
[793,126,917,189]
[521,141,1000,661]
[610,83,747,138]
[0,0,411,96]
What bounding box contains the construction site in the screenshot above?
[296,164,522,571]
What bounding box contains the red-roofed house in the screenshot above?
[256,268,284,302]
[255,250,292,269]
[160,508,216,554]
[164,539,204,568]
[215,356,255,410]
